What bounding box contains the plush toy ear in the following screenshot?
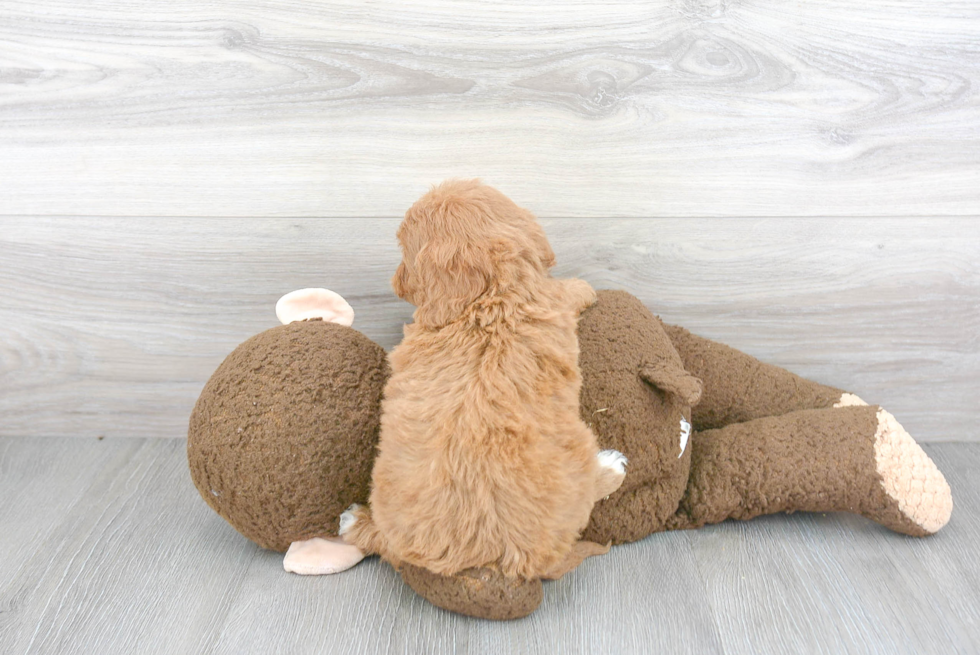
[275,288,355,326]
[639,360,703,406]
[412,240,494,328]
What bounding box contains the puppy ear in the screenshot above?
[520,210,556,270]
[413,240,492,328]
[391,262,411,301]
[531,228,556,270]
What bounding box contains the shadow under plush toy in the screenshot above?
[188,285,953,620]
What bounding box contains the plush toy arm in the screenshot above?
[667,405,952,537]
[662,323,846,431]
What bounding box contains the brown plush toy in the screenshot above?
[188,288,953,620]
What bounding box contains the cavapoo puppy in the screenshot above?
[341,179,627,580]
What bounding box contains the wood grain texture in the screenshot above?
[0,438,260,654]
[1,0,978,217]
[0,437,133,599]
[0,438,977,654]
[2,217,977,441]
[689,443,980,655]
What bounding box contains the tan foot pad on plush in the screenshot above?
[837,393,954,534]
[874,408,953,534]
[283,537,365,575]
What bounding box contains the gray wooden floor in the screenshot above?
[0,437,977,655]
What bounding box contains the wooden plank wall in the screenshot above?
[1,1,978,440]
[2,218,977,441]
[2,0,979,217]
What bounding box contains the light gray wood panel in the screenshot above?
[0,217,413,440]
[689,443,980,654]
[2,217,977,441]
[890,444,980,639]
[0,438,259,655]
[0,437,133,597]
[1,1,978,217]
[0,438,977,654]
[210,530,725,655]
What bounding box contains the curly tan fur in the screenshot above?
[344,179,610,579]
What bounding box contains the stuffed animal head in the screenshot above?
[187,289,386,551]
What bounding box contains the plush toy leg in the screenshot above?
[282,536,365,575]
[662,323,846,430]
[668,405,952,536]
[399,564,544,620]
[397,540,609,620]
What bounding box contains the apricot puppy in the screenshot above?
[342,180,626,580]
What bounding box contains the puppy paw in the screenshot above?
[594,449,628,500]
[338,503,361,536]
[597,449,628,474]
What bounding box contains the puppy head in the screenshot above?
[394,179,556,328]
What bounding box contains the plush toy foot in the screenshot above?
[836,394,953,535]
[283,536,365,575]
[873,407,953,534]
[670,403,953,537]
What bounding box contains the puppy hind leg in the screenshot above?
[540,540,610,580]
[594,449,628,501]
[339,504,390,559]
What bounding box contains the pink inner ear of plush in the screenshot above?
[276,288,355,326]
